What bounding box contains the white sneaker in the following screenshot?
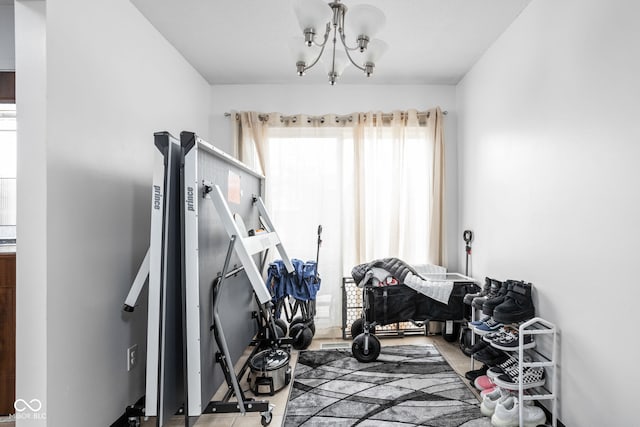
[480,387,510,417]
[491,396,546,427]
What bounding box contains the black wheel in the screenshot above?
[308,320,316,336]
[291,315,316,336]
[290,316,304,328]
[351,333,381,362]
[261,411,272,426]
[127,417,141,427]
[351,318,375,337]
[351,318,364,337]
[289,323,313,350]
[274,318,288,336]
[443,323,461,342]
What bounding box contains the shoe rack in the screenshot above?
[468,313,558,427]
[517,317,557,427]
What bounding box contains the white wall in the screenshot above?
[457,0,640,425]
[15,2,46,425]
[16,0,210,425]
[0,3,15,70]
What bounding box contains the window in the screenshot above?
[236,109,445,331]
[0,104,16,243]
[266,127,355,328]
[264,117,439,330]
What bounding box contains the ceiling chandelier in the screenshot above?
[291,0,388,85]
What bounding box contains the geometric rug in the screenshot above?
[284,344,492,427]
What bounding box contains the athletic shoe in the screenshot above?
[491,396,546,427]
[473,346,510,367]
[480,386,497,397]
[474,375,495,391]
[473,317,503,335]
[490,330,536,351]
[469,340,490,354]
[469,315,491,327]
[482,326,515,343]
[494,366,546,390]
[486,355,519,380]
[480,387,511,417]
[464,365,488,381]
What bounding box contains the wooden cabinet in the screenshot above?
[0,252,15,415]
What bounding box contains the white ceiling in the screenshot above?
[131,0,531,86]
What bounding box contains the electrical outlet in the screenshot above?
[127,344,138,371]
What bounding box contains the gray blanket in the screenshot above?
[351,257,421,286]
[351,257,454,304]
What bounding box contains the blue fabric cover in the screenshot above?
[267,258,321,304]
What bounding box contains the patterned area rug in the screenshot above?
[284,344,491,427]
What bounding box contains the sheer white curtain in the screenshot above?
[260,114,357,335]
[233,108,445,334]
[353,108,446,265]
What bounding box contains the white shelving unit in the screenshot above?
[467,313,558,426]
[517,317,557,427]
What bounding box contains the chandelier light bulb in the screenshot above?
[346,4,386,40]
[293,0,330,39]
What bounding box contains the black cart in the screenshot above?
[350,273,479,362]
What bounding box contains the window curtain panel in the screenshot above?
[427,107,446,266]
[352,107,446,266]
[232,111,268,175]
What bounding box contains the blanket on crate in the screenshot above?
[351,257,454,304]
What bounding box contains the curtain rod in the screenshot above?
[224,110,448,121]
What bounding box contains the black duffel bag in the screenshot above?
[364,285,417,326]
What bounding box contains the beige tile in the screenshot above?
[193,413,236,427]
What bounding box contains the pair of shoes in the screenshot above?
[473,317,503,335]
[493,365,546,390]
[482,325,517,343]
[492,281,536,324]
[474,375,495,391]
[486,355,519,380]
[463,277,492,305]
[480,387,511,417]
[482,280,515,316]
[464,365,488,381]
[469,340,489,354]
[473,345,510,367]
[491,396,546,426]
[472,278,503,310]
[487,354,533,381]
[490,329,535,351]
[469,315,491,327]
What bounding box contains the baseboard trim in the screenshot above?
[535,401,566,427]
[110,396,145,427]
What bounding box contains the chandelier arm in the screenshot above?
[337,11,361,52]
[303,39,328,72]
[339,32,366,72]
[311,22,332,48]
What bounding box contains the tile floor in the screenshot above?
[144,333,480,427]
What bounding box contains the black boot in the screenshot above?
[481,280,514,316]
[472,278,503,310]
[492,281,535,323]
[463,277,491,305]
